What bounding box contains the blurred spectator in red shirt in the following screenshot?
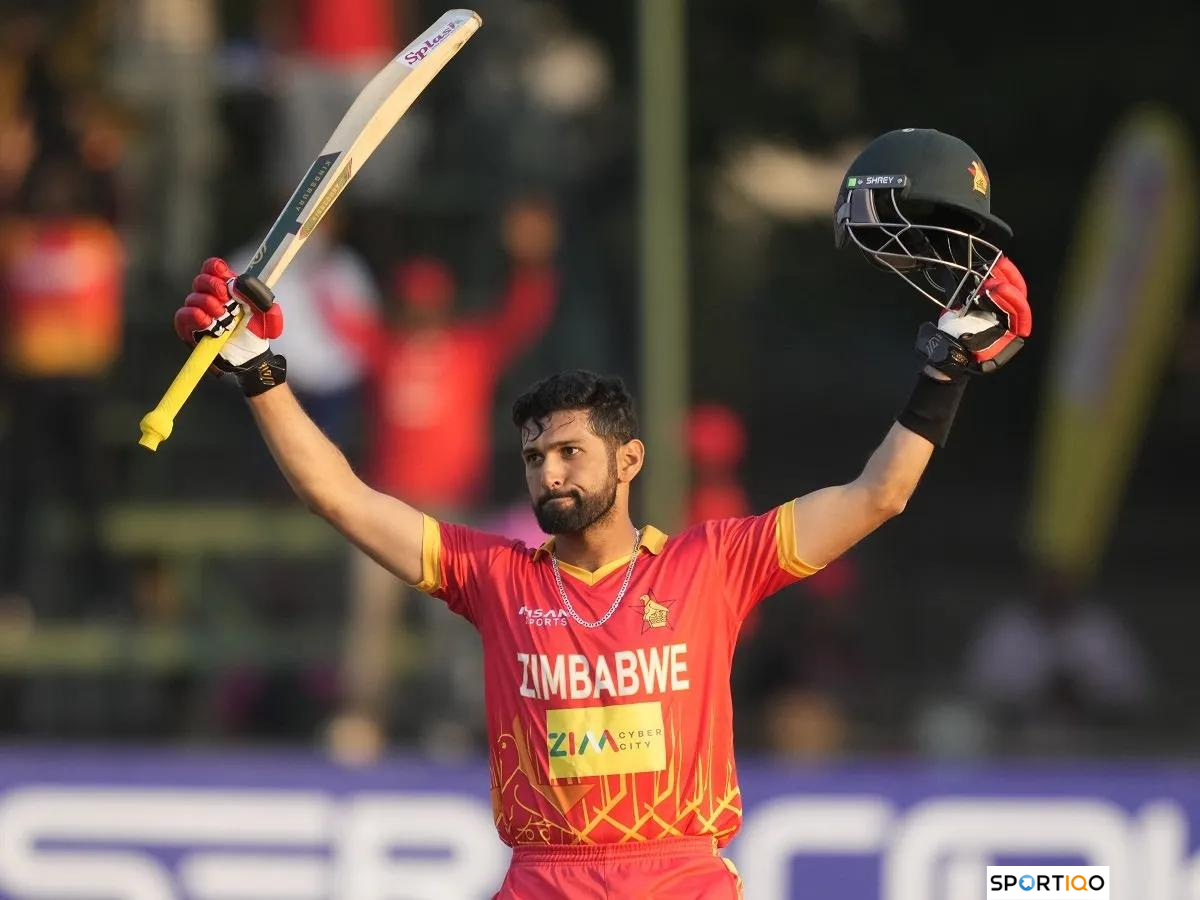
[329,196,559,507]
[325,194,559,763]
[0,153,124,614]
[293,0,400,62]
[685,402,751,525]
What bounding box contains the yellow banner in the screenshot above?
[546,701,666,780]
[1025,105,1197,581]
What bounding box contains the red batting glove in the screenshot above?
[926,255,1031,375]
[975,254,1031,355]
[174,258,284,371]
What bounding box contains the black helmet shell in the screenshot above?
[838,128,1011,242]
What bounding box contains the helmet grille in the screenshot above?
[835,187,1002,309]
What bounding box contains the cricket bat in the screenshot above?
[138,8,483,451]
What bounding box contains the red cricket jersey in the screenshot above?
[413,500,819,846]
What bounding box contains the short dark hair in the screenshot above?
[512,370,639,447]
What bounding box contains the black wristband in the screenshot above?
[237,353,287,397]
[897,372,968,448]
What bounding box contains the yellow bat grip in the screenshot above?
[138,319,239,452]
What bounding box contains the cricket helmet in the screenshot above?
[834,128,1011,309]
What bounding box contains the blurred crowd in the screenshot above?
[0,0,633,761]
[0,0,1196,767]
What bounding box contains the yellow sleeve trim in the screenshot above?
[775,499,824,578]
[412,514,444,594]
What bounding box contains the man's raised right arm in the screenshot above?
[247,385,425,584]
[175,258,426,585]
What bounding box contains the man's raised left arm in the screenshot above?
[789,255,1030,568]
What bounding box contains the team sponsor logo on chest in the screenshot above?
[517,644,689,701]
[518,605,569,627]
[546,700,666,779]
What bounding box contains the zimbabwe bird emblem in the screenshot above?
[627,592,677,632]
[968,160,989,195]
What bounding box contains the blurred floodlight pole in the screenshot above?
[639,0,689,530]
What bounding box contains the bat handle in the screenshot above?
[138,315,239,452]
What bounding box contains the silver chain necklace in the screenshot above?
[551,529,643,629]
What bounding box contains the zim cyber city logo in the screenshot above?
[548,728,619,758]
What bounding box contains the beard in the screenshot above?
[533,458,619,535]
